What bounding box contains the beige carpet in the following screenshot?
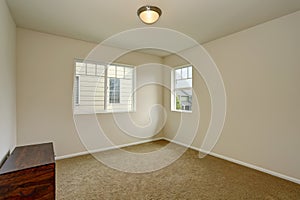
[56,140,300,199]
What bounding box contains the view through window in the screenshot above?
[173,65,192,112]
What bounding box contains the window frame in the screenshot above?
[73,59,136,114]
[171,64,193,113]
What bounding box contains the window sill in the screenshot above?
[73,110,136,115]
[171,109,192,113]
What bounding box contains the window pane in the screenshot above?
[175,68,181,80]
[96,65,105,76]
[188,66,192,78]
[117,66,125,78]
[182,67,188,79]
[125,67,133,79]
[76,62,86,75]
[87,64,96,75]
[107,65,116,77]
[173,65,193,112]
[175,89,192,111]
[109,78,120,103]
[74,76,80,105]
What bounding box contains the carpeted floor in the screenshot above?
[56,140,300,199]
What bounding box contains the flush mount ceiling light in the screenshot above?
[137,5,162,24]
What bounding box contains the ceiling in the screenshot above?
[6,0,300,52]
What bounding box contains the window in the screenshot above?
[73,60,135,114]
[172,65,192,112]
[109,78,120,103]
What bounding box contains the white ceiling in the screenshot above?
[6,0,300,51]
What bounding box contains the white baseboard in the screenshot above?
[55,137,164,160]
[204,150,300,184]
[163,137,300,185]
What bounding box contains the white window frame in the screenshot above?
[73,59,136,114]
[171,65,193,113]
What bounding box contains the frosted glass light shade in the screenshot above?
[137,6,162,24]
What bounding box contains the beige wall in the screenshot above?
[205,10,300,179]
[0,0,16,163]
[16,9,300,180]
[17,28,163,156]
[163,11,300,180]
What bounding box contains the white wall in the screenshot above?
[164,11,300,180]
[0,0,16,164]
[17,28,163,157]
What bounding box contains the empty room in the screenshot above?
[0,0,300,199]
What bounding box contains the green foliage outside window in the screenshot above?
[176,95,181,110]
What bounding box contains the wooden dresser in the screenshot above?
[0,143,55,199]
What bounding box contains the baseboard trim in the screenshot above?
[203,150,300,185]
[0,150,10,168]
[163,137,300,185]
[55,137,164,160]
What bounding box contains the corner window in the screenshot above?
[73,60,135,114]
[172,65,192,112]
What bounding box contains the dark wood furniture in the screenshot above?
[0,143,55,199]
